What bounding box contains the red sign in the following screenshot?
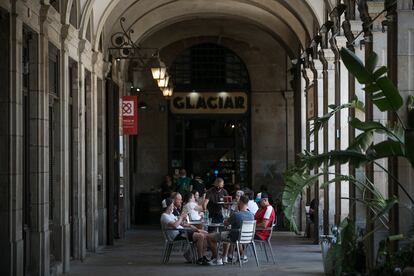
[122,96,138,135]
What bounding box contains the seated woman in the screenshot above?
[160,198,209,265]
[182,192,204,221]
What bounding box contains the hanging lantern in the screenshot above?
[162,86,173,98]
[157,75,170,89]
[151,60,167,80]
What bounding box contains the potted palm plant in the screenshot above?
[282,47,414,275]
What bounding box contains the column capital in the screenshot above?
[311,59,323,71]
[398,0,414,10]
[309,59,323,80]
[349,20,363,37]
[61,24,76,44]
[335,36,348,49]
[40,4,51,25]
[320,48,335,63]
[318,49,335,71]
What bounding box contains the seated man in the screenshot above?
[160,198,209,265]
[254,192,275,241]
[170,192,183,216]
[207,195,254,265]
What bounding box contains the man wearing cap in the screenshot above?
[254,192,276,240]
[160,198,209,265]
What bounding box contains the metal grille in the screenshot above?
[170,43,249,92]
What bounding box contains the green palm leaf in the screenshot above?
[282,171,321,233]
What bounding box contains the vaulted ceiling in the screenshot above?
[75,0,333,57]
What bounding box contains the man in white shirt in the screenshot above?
[160,198,209,265]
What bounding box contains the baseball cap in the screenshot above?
[260,192,269,199]
[162,198,173,208]
[255,192,269,202]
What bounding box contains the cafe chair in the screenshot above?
[254,220,276,264]
[230,220,260,268]
[161,227,196,264]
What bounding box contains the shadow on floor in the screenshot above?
[67,226,324,276]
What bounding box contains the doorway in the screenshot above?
[168,43,251,188]
[169,117,250,188]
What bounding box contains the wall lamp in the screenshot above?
[109,17,158,65]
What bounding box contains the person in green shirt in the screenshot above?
[175,169,192,195]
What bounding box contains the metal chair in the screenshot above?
[254,220,276,264]
[161,227,196,264]
[229,220,260,267]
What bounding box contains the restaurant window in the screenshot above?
[170,43,249,92]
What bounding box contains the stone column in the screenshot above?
[86,51,99,251]
[284,90,295,166]
[309,58,327,236]
[397,0,414,238]
[371,12,389,254]
[29,4,52,276]
[0,3,24,276]
[336,36,350,221]
[53,23,72,273]
[301,66,311,233]
[320,48,337,229]
[350,19,367,230]
[71,39,86,260]
[96,69,107,246]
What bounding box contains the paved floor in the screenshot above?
[67,226,324,276]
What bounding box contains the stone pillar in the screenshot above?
[96,71,107,246]
[309,58,327,236]
[301,66,311,233]
[54,23,72,273]
[71,39,86,260]
[86,51,99,251]
[371,14,389,254]
[351,20,367,230]
[320,48,337,229]
[29,4,52,276]
[0,3,24,276]
[284,90,295,166]
[397,0,414,237]
[336,36,350,221]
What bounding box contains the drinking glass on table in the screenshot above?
[222,207,230,219]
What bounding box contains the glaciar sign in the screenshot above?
[170,92,248,114]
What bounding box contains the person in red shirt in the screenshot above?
[254,192,275,240]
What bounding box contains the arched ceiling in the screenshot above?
[139,18,294,57]
[76,0,332,54]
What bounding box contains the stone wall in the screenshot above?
[133,22,293,201]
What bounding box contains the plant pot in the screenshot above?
[403,266,414,276]
[320,235,335,275]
